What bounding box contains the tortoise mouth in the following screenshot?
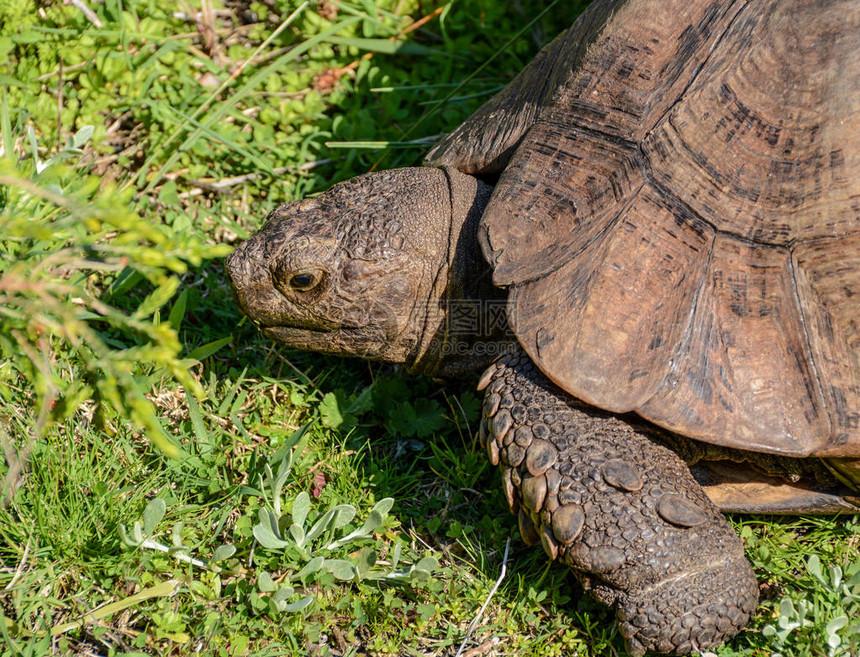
[262,324,330,340]
[262,324,339,351]
[261,324,402,362]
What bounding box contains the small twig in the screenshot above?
[454,538,511,657]
[3,535,32,591]
[198,0,222,63]
[104,113,129,136]
[37,61,87,82]
[401,6,444,36]
[185,160,332,193]
[56,58,63,153]
[68,0,103,28]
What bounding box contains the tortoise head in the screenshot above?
[226,166,500,376]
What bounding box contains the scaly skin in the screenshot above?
[479,349,759,656]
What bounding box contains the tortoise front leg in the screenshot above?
[478,350,759,656]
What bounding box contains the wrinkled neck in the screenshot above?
[410,168,513,377]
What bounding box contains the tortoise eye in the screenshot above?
[288,269,323,292]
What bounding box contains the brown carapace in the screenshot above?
[429,0,860,465]
[227,0,860,654]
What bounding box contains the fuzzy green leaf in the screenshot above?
[414,556,439,572]
[257,571,276,592]
[289,523,305,547]
[291,491,310,529]
[142,499,166,536]
[390,541,403,570]
[325,559,356,581]
[118,523,141,547]
[253,519,289,550]
[272,587,294,603]
[71,125,95,149]
[355,547,377,578]
[331,504,357,530]
[371,498,394,517]
[304,507,337,545]
[211,544,236,563]
[296,556,324,581]
[358,510,384,536]
[282,596,315,613]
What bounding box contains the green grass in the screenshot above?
[1,1,859,656]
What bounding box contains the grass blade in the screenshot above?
[51,580,181,636]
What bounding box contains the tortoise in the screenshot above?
[226,0,860,653]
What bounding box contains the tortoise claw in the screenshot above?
[481,348,759,654]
